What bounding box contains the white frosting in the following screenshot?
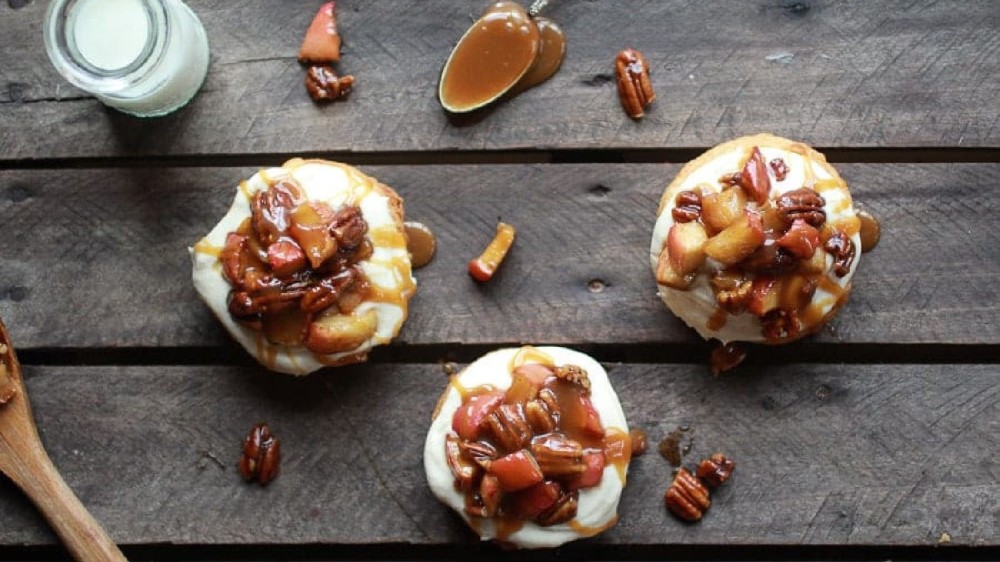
[190,161,415,375]
[650,144,861,343]
[424,346,628,549]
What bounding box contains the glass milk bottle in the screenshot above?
[43,0,210,117]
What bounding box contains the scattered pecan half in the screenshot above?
[665,468,711,522]
[615,48,655,119]
[305,65,354,102]
[238,423,281,486]
[824,231,856,277]
[696,453,735,489]
[672,190,702,223]
[776,188,826,227]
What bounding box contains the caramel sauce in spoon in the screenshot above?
[439,2,566,113]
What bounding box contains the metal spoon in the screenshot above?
[0,318,127,562]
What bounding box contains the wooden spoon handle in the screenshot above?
[12,449,127,562]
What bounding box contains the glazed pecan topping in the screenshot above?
[531,434,586,477]
[525,397,557,434]
[536,490,579,526]
[776,188,826,227]
[672,190,703,223]
[769,158,789,181]
[711,272,752,314]
[484,404,533,452]
[552,364,591,394]
[824,231,856,277]
[762,309,801,342]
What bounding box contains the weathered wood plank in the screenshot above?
[1,0,998,160]
[0,362,996,547]
[0,163,998,350]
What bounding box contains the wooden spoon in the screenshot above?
[0,318,127,562]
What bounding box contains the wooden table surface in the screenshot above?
[1,1,998,560]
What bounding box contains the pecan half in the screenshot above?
[552,364,591,394]
[696,453,735,489]
[238,423,281,486]
[672,190,702,223]
[300,266,362,314]
[712,271,752,314]
[824,231,856,277]
[536,489,579,526]
[305,65,354,102]
[446,434,482,491]
[252,181,305,246]
[484,403,533,452]
[761,309,800,342]
[777,188,826,228]
[525,397,557,435]
[531,434,585,477]
[665,468,711,522]
[615,48,655,119]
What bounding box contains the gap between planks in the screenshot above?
[1,147,999,171]
[0,543,997,562]
[14,342,1000,368]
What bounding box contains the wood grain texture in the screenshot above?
[1,0,998,160]
[0,362,996,547]
[1,163,998,351]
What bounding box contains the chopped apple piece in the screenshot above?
[567,451,607,491]
[452,390,504,441]
[290,203,338,269]
[667,222,709,275]
[747,275,781,316]
[298,2,342,63]
[262,307,308,346]
[655,245,693,289]
[266,240,307,277]
[701,188,747,232]
[798,244,829,274]
[510,481,561,519]
[780,274,819,311]
[305,308,377,354]
[703,212,766,265]
[488,450,544,492]
[740,146,771,205]
[777,219,821,259]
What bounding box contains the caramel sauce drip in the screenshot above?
[368,225,407,250]
[857,210,881,252]
[315,351,367,367]
[603,427,631,485]
[508,345,556,372]
[569,514,620,537]
[404,221,437,269]
[439,3,540,112]
[708,307,728,331]
[192,239,222,258]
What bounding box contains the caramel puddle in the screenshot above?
[510,16,565,94]
[404,221,436,268]
[857,210,881,252]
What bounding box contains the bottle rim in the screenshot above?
[43,0,170,95]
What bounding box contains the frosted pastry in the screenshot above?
[650,134,861,344]
[425,346,630,549]
[191,159,415,375]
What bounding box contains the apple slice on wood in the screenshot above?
[704,212,766,265]
[298,2,342,64]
